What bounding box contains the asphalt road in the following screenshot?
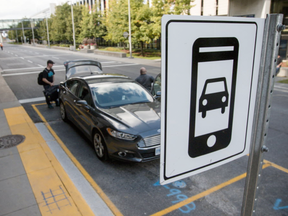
[1,43,288,216]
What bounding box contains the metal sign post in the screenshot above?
[241,14,284,216]
[21,21,25,44]
[128,0,133,59]
[45,15,50,48]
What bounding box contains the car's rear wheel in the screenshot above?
[93,131,108,161]
[60,102,68,122]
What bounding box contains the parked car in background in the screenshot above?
[59,69,161,162]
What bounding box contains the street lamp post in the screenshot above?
[128,0,133,58]
[21,21,25,44]
[70,2,76,50]
[31,20,35,46]
[46,15,50,48]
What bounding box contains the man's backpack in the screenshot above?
[37,69,47,85]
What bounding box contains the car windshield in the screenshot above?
[205,81,225,94]
[90,82,153,108]
[67,65,102,79]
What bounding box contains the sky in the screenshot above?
[0,0,68,20]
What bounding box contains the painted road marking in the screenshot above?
[35,121,114,216]
[19,97,45,104]
[151,163,272,216]
[20,57,25,60]
[52,56,59,59]
[32,103,123,216]
[103,63,139,68]
[154,180,196,214]
[2,70,65,77]
[38,64,44,67]
[15,54,18,57]
[27,60,33,63]
[4,106,94,216]
[273,199,288,210]
[2,65,63,72]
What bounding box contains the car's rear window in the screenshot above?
[90,82,153,108]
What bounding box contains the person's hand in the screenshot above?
[50,83,54,86]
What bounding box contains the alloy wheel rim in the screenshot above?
[94,134,104,157]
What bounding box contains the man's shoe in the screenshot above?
[48,104,54,109]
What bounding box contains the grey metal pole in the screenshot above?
[89,0,92,13]
[46,16,50,48]
[128,0,133,58]
[241,14,284,216]
[15,27,18,43]
[31,20,35,46]
[21,21,25,44]
[71,2,76,50]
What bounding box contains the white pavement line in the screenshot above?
[2,72,40,76]
[274,87,288,93]
[27,60,33,63]
[103,63,139,68]
[100,61,116,64]
[35,123,114,216]
[19,97,45,104]
[2,70,65,76]
[15,54,18,57]
[3,65,63,72]
[52,57,59,59]
[274,85,288,91]
[38,64,44,67]
[20,57,24,60]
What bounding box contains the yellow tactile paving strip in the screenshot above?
[4,106,94,216]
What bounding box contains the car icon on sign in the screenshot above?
[199,77,229,118]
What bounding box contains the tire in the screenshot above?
[93,131,108,161]
[60,102,68,122]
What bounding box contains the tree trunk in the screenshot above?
[141,41,144,56]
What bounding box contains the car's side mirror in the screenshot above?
[60,81,65,88]
[76,100,88,107]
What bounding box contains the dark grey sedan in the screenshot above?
[59,74,161,162]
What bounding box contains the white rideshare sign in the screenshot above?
[160,15,265,185]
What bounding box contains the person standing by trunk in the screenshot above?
[276,55,283,75]
[42,60,59,108]
[135,67,154,91]
[0,43,3,50]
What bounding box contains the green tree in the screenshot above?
[132,4,154,56]
[104,0,129,45]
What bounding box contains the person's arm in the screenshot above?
[277,58,283,68]
[42,78,54,86]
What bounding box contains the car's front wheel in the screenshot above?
[93,132,108,161]
[60,102,68,122]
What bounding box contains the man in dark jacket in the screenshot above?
[42,60,59,109]
[135,67,154,91]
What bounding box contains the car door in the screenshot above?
[151,73,161,101]
[75,81,96,137]
[65,79,81,126]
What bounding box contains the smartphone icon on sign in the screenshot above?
[188,38,239,158]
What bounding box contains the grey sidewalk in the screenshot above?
[0,68,41,216]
